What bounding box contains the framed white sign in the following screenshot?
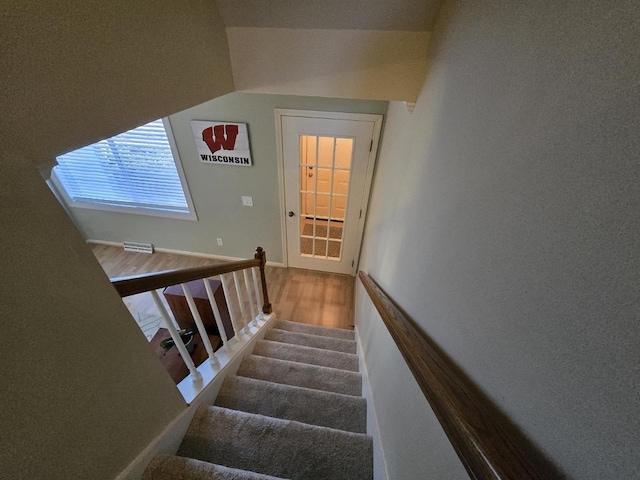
[190,120,252,166]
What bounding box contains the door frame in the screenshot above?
[274,109,383,275]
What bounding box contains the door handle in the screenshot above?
[288,211,295,217]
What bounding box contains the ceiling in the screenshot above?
[217,0,443,32]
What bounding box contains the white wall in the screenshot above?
[227,28,429,102]
[0,1,235,478]
[357,0,640,479]
[67,93,388,264]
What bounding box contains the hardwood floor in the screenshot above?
[91,244,355,332]
[267,267,354,330]
[92,244,215,276]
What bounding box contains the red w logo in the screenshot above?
[202,125,239,153]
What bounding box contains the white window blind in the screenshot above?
[54,119,194,217]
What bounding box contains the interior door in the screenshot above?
[281,114,378,275]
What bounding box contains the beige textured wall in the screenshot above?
[1,0,234,161]
[218,0,443,31]
[357,0,640,479]
[0,1,234,478]
[227,28,429,102]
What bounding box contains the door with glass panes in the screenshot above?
[281,112,380,275]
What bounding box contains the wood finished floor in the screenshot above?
[91,244,355,331]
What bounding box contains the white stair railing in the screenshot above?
[150,290,203,384]
[203,277,230,348]
[220,273,243,335]
[181,282,219,368]
[252,267,263,321]
[243,268,257,323]
[232,270,250,334]
[110,247,273,392]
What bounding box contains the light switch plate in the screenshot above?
[242,196,253,207]
[216,238,223,246]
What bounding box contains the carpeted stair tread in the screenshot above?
[253,339,359,372]
[273,319,355,341]
[237,355,362,396]
[215,375,367,433]
[264,328,356,354]
[142,454,288,479]
[178,406,373,480]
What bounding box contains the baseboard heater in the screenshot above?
[123,241,154,254]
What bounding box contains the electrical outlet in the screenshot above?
[242,196,253,207]
[216,238,223,246]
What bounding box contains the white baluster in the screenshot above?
[233,270,250,334]
[220,273,242,336]
[252,267,263,321]
[243,268,257,324]
[181,283,219,368]
[203,277,230,348]
[150,290,202,383]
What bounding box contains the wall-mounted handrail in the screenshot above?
[358,272,555,480]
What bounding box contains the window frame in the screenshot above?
[51,118,198,221]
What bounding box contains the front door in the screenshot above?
[279,111,381,275]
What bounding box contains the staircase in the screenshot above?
[142,319,373,480]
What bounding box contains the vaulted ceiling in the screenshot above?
[218,1,440,101]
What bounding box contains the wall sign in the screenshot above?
[190,120,252,166]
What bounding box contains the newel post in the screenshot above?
[255,246,272,314]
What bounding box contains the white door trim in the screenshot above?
[274,109,383,275]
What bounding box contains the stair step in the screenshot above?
[178,406,373,480]
[142,454,288,480]
[215,375,367,434]
[253,339,359,372]
[264,328,356,354]
[237,355,361,396]
[273,319,355,341]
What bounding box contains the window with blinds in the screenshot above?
[53,118,197,219]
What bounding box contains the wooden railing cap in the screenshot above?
[111,258,260,298]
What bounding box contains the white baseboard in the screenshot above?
[86,240,285,268]
[87,239,122,248]
[115,313,277,480]
[155,246,245,262]
[356,327,390,480]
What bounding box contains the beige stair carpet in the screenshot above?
[143,320,372,480]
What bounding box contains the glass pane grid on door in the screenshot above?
[299,135,354,260]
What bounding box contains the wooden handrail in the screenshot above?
[358,272,557,480]
[110,248,271,307]
[111,259,260,297]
